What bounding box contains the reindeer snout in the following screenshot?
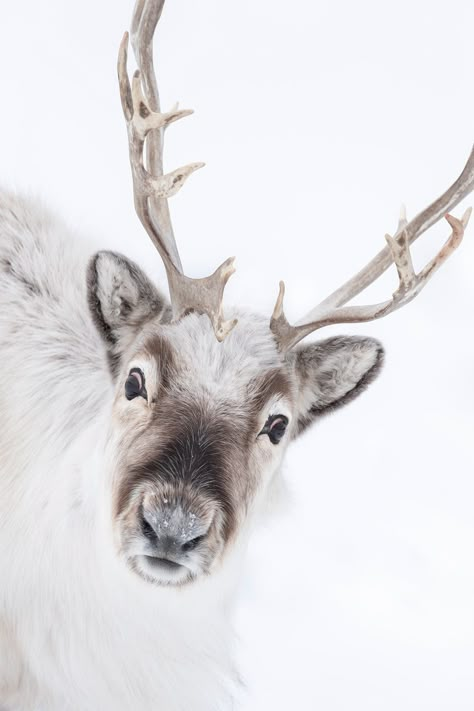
[140,503,212,566]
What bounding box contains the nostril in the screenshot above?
[181,535,205,553]
[141,514,157,541]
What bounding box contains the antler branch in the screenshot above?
[271,148,474,351]
[118,1,237,341]
[130,0,179,269]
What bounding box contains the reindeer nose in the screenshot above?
[140,504,210,563]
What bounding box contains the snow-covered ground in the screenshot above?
[1,0,473,708]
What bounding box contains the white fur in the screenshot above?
[0,192,287,711]
[0,191,381,711]
[0,195,220,710]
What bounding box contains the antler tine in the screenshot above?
[118,0,238,341]
[271,148,474,351]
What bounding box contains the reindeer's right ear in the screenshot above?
[286,335,384,437]
[87,251,171,374]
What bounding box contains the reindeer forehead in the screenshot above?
[140,312,286,400]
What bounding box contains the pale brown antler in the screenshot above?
[271,148,474,351]
[118,0,237,341]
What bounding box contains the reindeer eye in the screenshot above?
[259,414,289,444]
[125,368,147,401]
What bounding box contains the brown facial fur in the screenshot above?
[114,336,293,528]
[112,335,293,565]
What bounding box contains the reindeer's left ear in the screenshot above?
[286,336,384,437]
[87,251,171,375]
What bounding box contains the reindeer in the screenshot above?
[0,0,472,709]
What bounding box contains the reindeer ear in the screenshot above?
[87,251,171,374]
[287,336,384,437]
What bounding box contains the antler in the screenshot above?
[118,0,237,341]
[271,148,474,351]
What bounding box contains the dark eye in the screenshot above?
[259,414,289,444]
[125,368,147,401]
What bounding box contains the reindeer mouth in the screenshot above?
[132,554,195,586]
[143,555,183,571]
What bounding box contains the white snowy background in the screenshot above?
[1,0,473,709]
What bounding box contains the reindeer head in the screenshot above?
[87,0,473,587]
